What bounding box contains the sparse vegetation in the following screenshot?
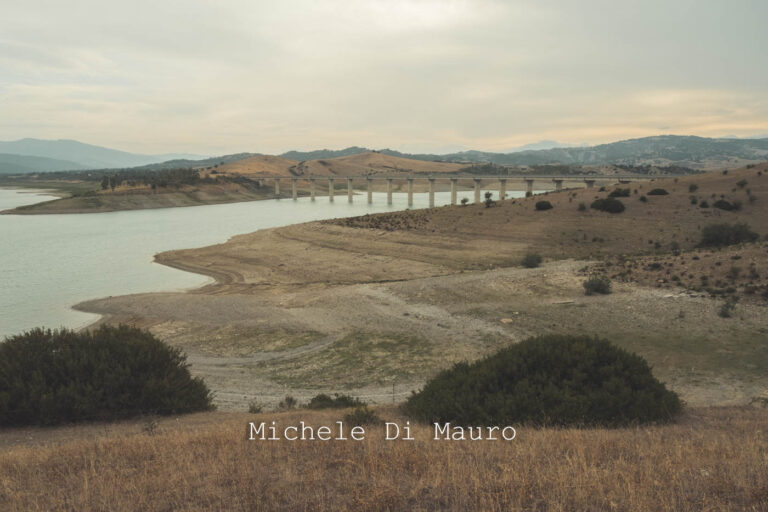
[307,393,364,410]
[647,188,669,195]
[278,395,298,410]
[343,405,382,426]
[535,200,553,211]
[718,297,738,318]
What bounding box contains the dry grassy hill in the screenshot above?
[334,163,768,260]
[219,151,466,178]
[212,155,297,177]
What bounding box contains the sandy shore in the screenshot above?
[76,217,768,411]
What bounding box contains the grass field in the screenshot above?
[0,406,766,511]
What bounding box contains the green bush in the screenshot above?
[608,188,630,198]
[647,188,669,195]
[308,393,363,409]
[590,198,625,213]
[583,274,612,295]
[0,325,213,427]
[699,223,759,247]
[535,200,553,211]
[521,253,543,268]
[402,335,681,427]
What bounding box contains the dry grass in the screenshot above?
[1,406,766,511]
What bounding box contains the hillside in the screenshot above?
[213,155,297,177]
[0,138,207,170]
[0,153,87,173]
[77,163,768,412]
[279,136,768,169]
[215,151,465,178]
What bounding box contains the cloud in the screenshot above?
[0,0,766,154]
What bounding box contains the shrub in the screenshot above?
[639,195,647,203]
[718,298,738,318]
[344,405,382,426]
[713,199,736,211]
[535,200,553,211]
[608,188,630,198]
[647,188,669,195]
[0,325,213,427]
[521,253,543,268]
[248,401,264,413]
[402,335,681,427]
[278,395,297,410]
[699,223,759,247]
[484,191,495,208]
[578,202,587,211]
[688,184,699,192]
[583,274,612,295]
[308,393,363,409]
[736,179,748,189]
[700,200,709,208]
[590,198,625,213]
[460,197,469,206]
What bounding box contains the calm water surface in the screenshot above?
[0,187,524,338]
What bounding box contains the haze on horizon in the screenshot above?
[1,0,767,156]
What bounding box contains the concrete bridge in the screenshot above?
[260,174,670,208]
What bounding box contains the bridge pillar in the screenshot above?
[428,178,435,208]
[274,178,280,197]
[347,178,354,203]
[310,177,316,201]
[474,178,481,204]
[407,178,414,207]
[499,179,507,200]
[292,178,298,200]
[553,179,563,192]
[584,179,596,189]
[450,178,457,205]
[328,177,334,202]
[525,179,534,196]
[367,177,373,204]
[386,178,393,205]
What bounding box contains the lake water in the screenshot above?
[0,187,527,339]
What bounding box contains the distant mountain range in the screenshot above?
[1,135,767,175]
[281,136,768,167]
[0,139,207,173]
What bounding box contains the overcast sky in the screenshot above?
[1,0,767,155]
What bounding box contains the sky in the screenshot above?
[1,0,767,155]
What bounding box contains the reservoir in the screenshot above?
[0,187,525,338]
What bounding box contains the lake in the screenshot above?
[0,187,525,338]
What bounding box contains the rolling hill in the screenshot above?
[0,153,88,174]
[217,151,465,177]
[280,136,768,169]
[0,139,207,170]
